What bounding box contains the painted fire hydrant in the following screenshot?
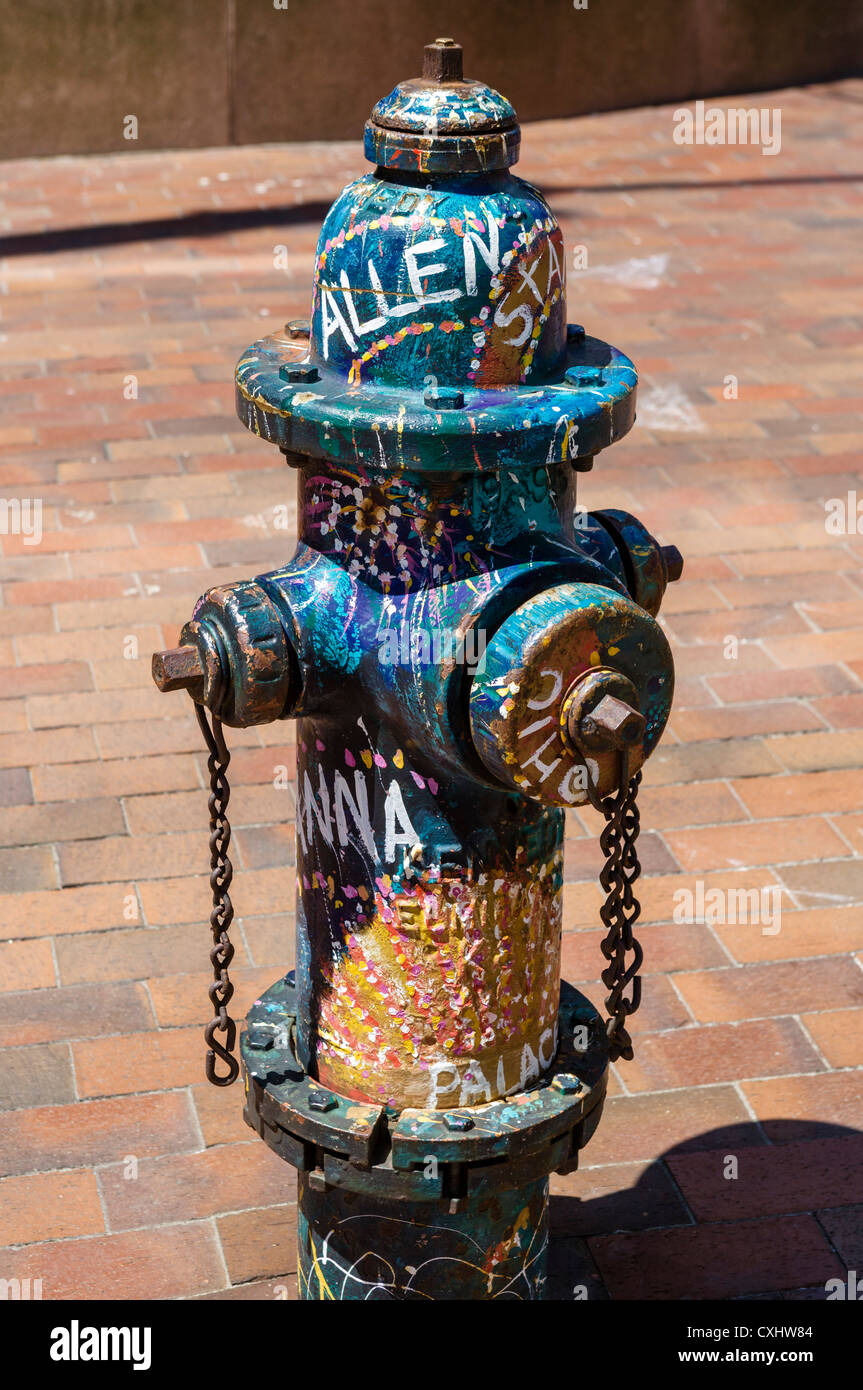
[153,39,681,1300]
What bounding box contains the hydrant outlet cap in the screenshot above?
[365,39,520,173]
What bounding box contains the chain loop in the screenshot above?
[582,750,644,1063]
[195,702,239,1086]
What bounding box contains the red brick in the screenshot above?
[589,1215,843,1300]
[0,797,124,847]
[101,1141,294,1229]
[644,739,784,785]
[193,1082,254,1148]
[0,524,133,557]
[0,1091,199,1177]
[779,857,863,909]
[765,632,863,671]
[0,1043,76,1110]
[28,686,163,730]
[0,767,32,806]
[801,1008,863,1068]
[0,938,55,992]
[139,865,295,926]
[817,1205,863,1269]
[564,828,678,881]
[631,779,753,830]
[584,1086,758,1166]
[123,782,288,836]
[708,665,859,704]
[0,662,93,696]
[32,752,201,802]
[202,1275,299,1300]
[0,981,152,1046]
[814,693,863,728]
[73,1027,203,1098]
[147,966,275,1028]
[15,624,163,666]
[670,703,824,742]
[58,830,207,886]
[667,1135,863,1222]
[731,767,863,819]
[552,1158,688,1234]
[665,816,848,872]
[55,923,249,986]
[0,726,98,769]
[0,882,140,940]
[742,1071,863,1138]
[0,699,27,733]
[715,905,863,964]
[0,1224,224,1299]
[623,1018,824,1092]
[674,958,863,1023]
[631,866,783,927]
[242,913,295,969]
[217,1203,298,1284]
[0,843,57,891]
[0,1169,104,1245]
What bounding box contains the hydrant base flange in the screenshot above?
[242,975,608,1203]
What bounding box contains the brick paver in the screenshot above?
[1,79,862,1301]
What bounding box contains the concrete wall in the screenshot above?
[1,0,861,159]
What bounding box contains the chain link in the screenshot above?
[583,750,644,1062]
[195,702,239,1086]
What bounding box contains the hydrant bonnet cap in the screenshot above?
[365,38,520,173]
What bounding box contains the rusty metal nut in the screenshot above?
[151,644,204,695]
[156,580,300,728]
[423,38,463,83]
[576,693,645,751]
[562,668,646,755]
[661,543,684,584]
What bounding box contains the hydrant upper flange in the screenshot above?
[236,331,636,471]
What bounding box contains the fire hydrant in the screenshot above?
[153,39,681,1301]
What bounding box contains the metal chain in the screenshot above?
[195,702,239,1086]
[583,750,644,1062]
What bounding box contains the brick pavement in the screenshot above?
[1,79,862,1301]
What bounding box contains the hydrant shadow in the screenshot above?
[546,1117,863,1300]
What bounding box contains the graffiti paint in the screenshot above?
[298,1173,549,1301]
